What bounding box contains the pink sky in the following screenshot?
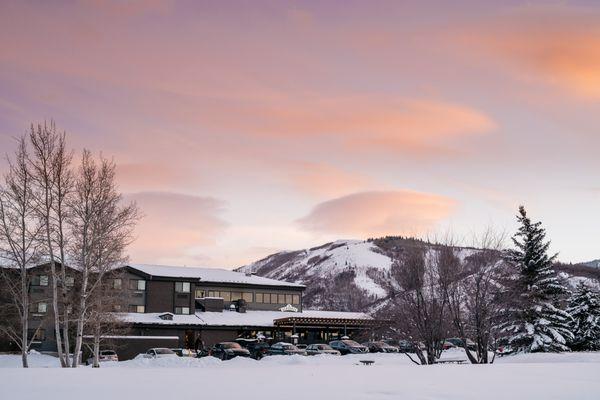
[0,1,598,267]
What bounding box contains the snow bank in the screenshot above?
[2,353,599,400]
[0,352,62,368]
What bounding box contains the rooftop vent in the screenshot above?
[158,312,174,321]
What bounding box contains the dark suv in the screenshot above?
[235,338,271,359]
[267,342,306,356]
[210,342,251,360]
[329,340,369,355]
[363,341,399,353]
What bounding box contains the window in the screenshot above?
[221,291,231,302]
[129,305,145,313]
[65,276,74,287]
[37,302,47,313]
[277,294,285,304]
[113,278,122,289]
[175,282,191,293]
[231,292,242,301]
[34,328,45,341]
[130,279,146,291]
[208,290,219,298]
[175,307,190,315]
[292,294,300,305]
[195,289,205,298]
[285,294,293,304]
[242,292,253,302]
[30,328,45,341]
[31,275,49,286]
[256,293,263,303]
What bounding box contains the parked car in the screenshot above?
[296,344,307,350]
[442,341,456,350]
[144,348,178,359]
[363,341,399,353]
[235,338,271,359]
[329,340,369,355]
[170,348,197,357]
[267,342,307,356]
[85,349,118,365]
[445,338,476,351]
[211,342,251,360]
[305,344,341,356]
[396,340,418,353]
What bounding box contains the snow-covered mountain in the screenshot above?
[237,237,600,313]
[582,259,600,268]
[237,237,479,312]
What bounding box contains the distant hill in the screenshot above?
[237,237,600,313]
[582,259,600,268]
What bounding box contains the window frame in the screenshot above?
[65,276,75,287]
[37,302,47,313]
[130,279,146,291]
[175,281,191,293]
[129,305,145,313]
[175,306,190,315]
[242,292,253,303]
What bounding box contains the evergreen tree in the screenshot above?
[567,282,600,351]
[500,206,573,353]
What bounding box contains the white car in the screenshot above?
[143,348,178,358]
[86,350,118,365]
[305,344,341,356]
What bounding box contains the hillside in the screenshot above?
[238,237,600,313]
[582,259,600,268]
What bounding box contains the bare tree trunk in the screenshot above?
[72,265,88,367]
[93,324,100,368]
[48,259,65,366]
[21,293,28,368]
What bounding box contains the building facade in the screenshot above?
[1,263,377,360]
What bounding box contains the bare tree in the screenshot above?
[50,130,74,364]
[68,150,139,367]
[438,229,509,364]
[0,137,43,367]
[28,122,70,366]
[392,246,449,365]
[85,268,128,367]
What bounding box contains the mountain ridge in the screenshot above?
[237,236,600,313]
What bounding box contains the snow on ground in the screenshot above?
[1,351,599,400]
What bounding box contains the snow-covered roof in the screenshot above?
[120,310,372,327]
[126,264,305,288]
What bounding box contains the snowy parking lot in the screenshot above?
[2,351,600,400]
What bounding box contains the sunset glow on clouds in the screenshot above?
[297,191,457,238]
[0,1,598,266]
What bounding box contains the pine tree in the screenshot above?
[567,282,600,351]
[500,206,573,353]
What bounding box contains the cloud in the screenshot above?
[196,96,495,155]
[461,5,600,100]
[284,162,376,198]
[124,192,228,264]
[297,190,456,237]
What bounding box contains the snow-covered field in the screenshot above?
[1,351,599,400]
